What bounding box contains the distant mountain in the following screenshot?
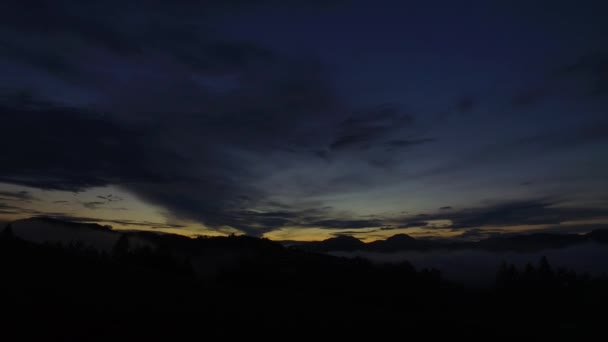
[7,217,608,255]
[294,234,425,253]
[368,234,431,252]
[293,230,608,253]
[299,235,366,253]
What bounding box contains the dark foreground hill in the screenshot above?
[1,220,608,339]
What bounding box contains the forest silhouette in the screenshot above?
[1,223,607,339]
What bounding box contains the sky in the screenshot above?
[1,0,607,241]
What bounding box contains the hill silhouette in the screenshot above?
[1,220,608,339]
[368,233,432,252]
[298,235,366,252]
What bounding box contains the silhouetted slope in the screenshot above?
[586,229,608,243]
[299,235,366,252]
[368,233,431,252]
[1,222,608,339]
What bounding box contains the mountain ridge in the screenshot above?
[5,217,608,254]
[293,230,608,253]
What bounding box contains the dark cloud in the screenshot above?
[82,201,106,210]
[0,0,354,237]
[455,97,475,113]
[511,87,552,108]
[511,51,608,107]
[97,195,123,202]
[422,122,608,178]
[384,138,435,150]
[555,50,608,96]
[0,0,429,237]
[310,149,330,161]
[329,105,414,151]
[80,194,126,209]
[0,99,172,190]
[331,230,379,236]
[0,202,17,213]
[0,1,339,82]
[439,206,453,210]
[227,211,300,235]
[37,214,186,230]
[0,39,81,82]
[446,199,572,229]
[456,228,502,241]
[0,190,37,202]
[307,219,383,229]
[1,0,605,239]
[508,122,608,152]
[398,198,608,231]
[398,221,429,228]
[537,223,608,235]
[0,201,40,215]
[330,134,371,150]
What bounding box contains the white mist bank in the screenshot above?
[10,219,151,252]
[331,243,608,286]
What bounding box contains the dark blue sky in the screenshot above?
[0,0,607,241]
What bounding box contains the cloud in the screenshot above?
[330,230,379,236]
[0,1,432,236]
[80,194,126,209]
[82,201,106,210]
[456,228,502,241]
[0,202,17,213]
[0,201,40,215]
[97,194,123,202]
[555,50,608,96]
[37,214,186,230]
[329,105,414,151]
[2,1,603,239]
[0,0,347,236]
[448,199,564,228]
[0,1,339,82]
[384,138,435,150]
[0,100,167,190]
[0,190,37,202]
[421,121,608,178]
[510,50,608,107]
[397,198,608,230]
[454,97,475,113]
[511,87,552,108]
[306,219,383,229]
[398,221,429,228]
[439,206,453,210]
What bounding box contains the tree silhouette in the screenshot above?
[1,223,15,241]
[112,234,130,259]
[538,255,554,286]
[496,261,519,288]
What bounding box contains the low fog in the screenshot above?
[332,243,608,287]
